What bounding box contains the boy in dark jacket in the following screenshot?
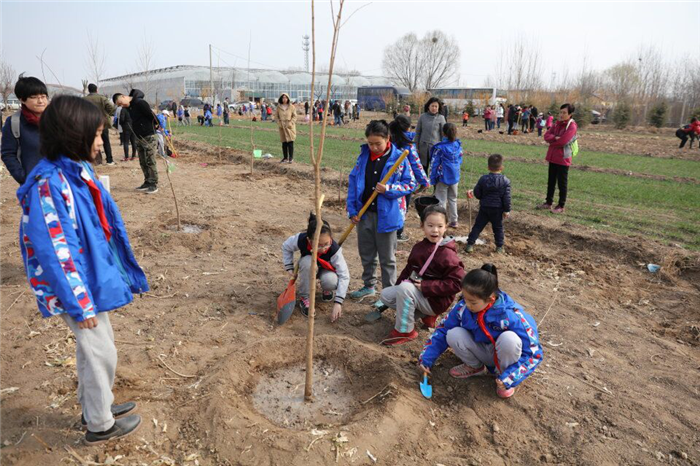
[113,90,159,194]
[465,154,511,254]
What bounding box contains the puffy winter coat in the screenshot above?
[347,144,415,233]
[16,156,149,321]
[1,111,41,184]
[430,138,463,186]
[420,291,543,389]
[397,237,464,316]
[400,131,429,187]
[473,172,511,211]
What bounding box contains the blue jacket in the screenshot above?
[419,291,543,389]
[17,156,149,322]
[399,132,429,187]
[1,113,42,184]
[347,144,415,233]
[473,172,511,211]
[430,139,463,186]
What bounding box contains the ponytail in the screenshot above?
[306,212,332,239]
[461,263,499,300]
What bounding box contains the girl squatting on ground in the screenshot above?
[346,120,416,301]
[17,95,149,444]
[378,205,465,346]
[282,214,350,322]
[419,264,543,399]
[465,154,511,254]
[389,115,430,243]
[430,123,463,228]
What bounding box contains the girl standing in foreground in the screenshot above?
[430,123,463,228]
[17,95,147,443]
[378,205,464,346]
[346,120,416,301]
[281,213,350,322]
[419,264,543,398]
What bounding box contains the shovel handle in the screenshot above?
[338,149,410,246]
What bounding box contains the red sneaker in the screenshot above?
[381,329,418,346]
[552,206,565,214]
[421,315,438,329]
[536,202,552,210]
[449,364,487,379]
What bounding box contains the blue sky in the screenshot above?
[2,1,698,89]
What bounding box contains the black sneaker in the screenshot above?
[81,401,137,429]
[145,185,159,194]
[84,414,141,445]
[299,297,310,317]
[322,291,334,302]
[397,232,410,242]
[135,183,149,191]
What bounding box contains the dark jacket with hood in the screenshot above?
[128,89,158,138]
[397,237,465,316]
[473,173,511,212]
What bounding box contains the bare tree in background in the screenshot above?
[85,31,106,86]
[604,61,639,103]
[0,60,17,109]
[382,31,460,92]
[81,79,89,96]
[136,34,155,105]
[421,30,460,90]
[494,37,543,101]
[382,33,423,92]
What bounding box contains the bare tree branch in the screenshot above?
[0,60,17,109]
[85,31,107,86]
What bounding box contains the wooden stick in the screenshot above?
[304,194,325,401]
[159,156,181,231]
[361,383,396,405]
[337,149,410,246]
[554,366,613,396]
[537,286,560,327]
[31,433,52,451]
[6,290,27,313]
[157,354,196,378]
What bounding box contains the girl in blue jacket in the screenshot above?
[430,123,463,228]
[419,264,543,398]
[17,96,147,444]
[347,120,416,300]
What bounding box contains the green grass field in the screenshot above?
[169,120,700,250]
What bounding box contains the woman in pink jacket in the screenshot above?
[537,104,577,214]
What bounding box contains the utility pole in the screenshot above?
[302,35,310,72]
[209,44,214,105]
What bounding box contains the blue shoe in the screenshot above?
[348,286,376,301]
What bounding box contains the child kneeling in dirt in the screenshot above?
[465,154,511,254]
[17,95,147,443]
[419,264,543,398]
[376,205,464,346]
[282,213,350,322]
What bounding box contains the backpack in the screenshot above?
[10,111,21,161]
[564,119,579,158]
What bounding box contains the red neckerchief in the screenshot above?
[82,174,112,242]
[370,141,391,161]
[21,105,41,126]
[307,239,336,272]
[475,297,500,371]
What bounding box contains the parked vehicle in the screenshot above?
[180,98,204,109]
[591,109,606,124]
[158,100,174,111]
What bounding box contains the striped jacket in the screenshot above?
[419,291,543,389]
[16,156,149,321]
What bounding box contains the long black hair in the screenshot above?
[40,95,103,162]
[462,263,499,301]
[388,115,412,149]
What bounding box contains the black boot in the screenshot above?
[84,414,141,445]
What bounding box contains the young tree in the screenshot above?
[136,35,155,105]
[612,101,631,129]
[648,101,668,128]
[85,31,107,86]
[0,60,17,109]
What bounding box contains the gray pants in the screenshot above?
[357,211,397,289]
[297,255,338,298]
[446,327,521,374]
[61,312,117,432]
[380,281,434,333]
[435,182,459,224]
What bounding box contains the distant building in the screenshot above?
[100,65,396,105]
